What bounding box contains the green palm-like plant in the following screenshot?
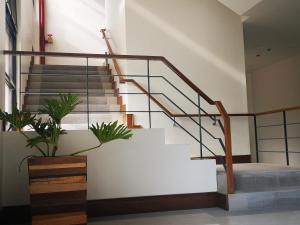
[39,93,80,125]
[0,94,133,159]
[71,121,133,156]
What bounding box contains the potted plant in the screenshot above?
[0,94,133,225]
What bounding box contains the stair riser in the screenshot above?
[29,76,113,83]
[31,70,110,75]
[32,65,108,71]
[25,96,118,105]
[234,172,300,192]
[24,105,121,112]
[28,82,114,89]
[26,89,116,94]
[229,189,300,211]
[28,113,123,126]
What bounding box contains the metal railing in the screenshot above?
[3,49,234,193]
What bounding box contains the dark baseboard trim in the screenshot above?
[0,192,228,223]
[192,155,251,164]
[88,192,222,217]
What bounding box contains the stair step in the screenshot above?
[217,164,300,193]
[29,113,124,126]
[228,188,300,211]
[24,95,118,105]
[26,88,117,95]
[32,64,108,71]
[28,81,114,89]
[28,74,113,82]
[31,69,110,75]
[24,104,121,112]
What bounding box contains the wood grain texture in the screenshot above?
[28,156,87,225]
[29,167,87,179]
[28,156,87,165]
[31,176,86,185]
[30,182,87,194]
[32,211,87,225]
[29,163,86,170]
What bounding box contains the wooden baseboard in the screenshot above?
[0,192,228,223]
[192,155,251,164]
[88,192,220,217]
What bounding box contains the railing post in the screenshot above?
[19,53,22,110]
[283,111,289,166]
[86,57,90,128]
[254,115,259,163]
[147,59,151,128]
[215,101,234,194]
[198,94,203,158]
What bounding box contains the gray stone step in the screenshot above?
[228,187,300,211]
[23,113,124,129]
[28,81,114,89]
[31,69,110,75]
[28,74,113,83]
[24,104,121,112]
[217,163,300,193]
[26,88,117,95]
[24,95,118,105]
[32,64,108,71]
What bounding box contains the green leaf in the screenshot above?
[39,93,81,124]
[90,121,133,145]
[0,108,35,130]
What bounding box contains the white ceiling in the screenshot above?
[243,0,300,71]
[218,0,263,15]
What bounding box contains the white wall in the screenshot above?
[45,0,106,66]
[2,129,217,206]
[107,0,250,157]
[248,54,300,166]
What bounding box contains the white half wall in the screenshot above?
[2,129,217,206]
[45,0,106,66]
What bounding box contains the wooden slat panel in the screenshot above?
[30,183,87,194]
[31,176,86,185]
[29,167,87,179]
[31,203,86,216]
[31,191,86,205]
[32,211,86,225]
[29,163,86,170]
[28,156,87,166]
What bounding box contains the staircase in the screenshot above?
[23,64,125,129]
[218,163,300,211]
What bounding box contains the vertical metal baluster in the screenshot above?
[147,60,151,128]
[86,57,90,128]
[19,54,22,110]
[105,52,109,70]
[283,111,289,166]
[254,115,259,163]
[198,94,203,158]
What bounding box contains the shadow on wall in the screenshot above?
[45,0,106,55]
[126,0,246,87]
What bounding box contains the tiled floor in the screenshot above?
[89,208,300,225]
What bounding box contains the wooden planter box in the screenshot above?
[28,156,87,225]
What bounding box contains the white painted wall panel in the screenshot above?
[2,129,217,206]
